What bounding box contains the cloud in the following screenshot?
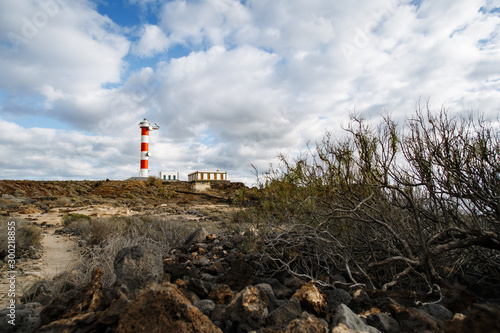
[132,24,170,57]
[0,119,136,180]
[0,0,130,130]
[1,0,499,183]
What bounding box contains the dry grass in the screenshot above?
[0,217,43,257]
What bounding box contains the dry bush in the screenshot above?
[70,216,194,288]
[0,217,42,257]
[253,107,500,291]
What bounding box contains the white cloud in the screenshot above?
[0,119,136,180]
[0,0,129,95]
[1,0,499,183]
[132,24,170,57]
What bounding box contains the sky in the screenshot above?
[0,0,499,185]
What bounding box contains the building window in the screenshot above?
[173,175,176,180]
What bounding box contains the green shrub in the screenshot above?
[62,213,91,227]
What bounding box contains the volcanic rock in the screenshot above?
[116,283,222,333]
[291,281,327,317]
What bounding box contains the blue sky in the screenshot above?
[0,0,499,184]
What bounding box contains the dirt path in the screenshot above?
[38,227,77,279]
[0,227,77,309]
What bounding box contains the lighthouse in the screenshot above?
[139,118,159,178]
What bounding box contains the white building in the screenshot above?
[188,171,228,182]
[159,171,180,181]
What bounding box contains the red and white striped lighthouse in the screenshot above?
[139,118,159,178]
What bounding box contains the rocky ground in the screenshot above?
[1,180,500,332]
[3,227,500,332]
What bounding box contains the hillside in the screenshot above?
[0,179,249,217]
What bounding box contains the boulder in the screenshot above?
[366,313,400,333]
[183,227,209,250]
[439,281,476,313]
[0,304,42,333]
[223,285,269,329]
[203,260,227,276]
[209,284,235,304]
[389,302,441,332]
[116,283,222,333]
[255,283,284,312]
[194,299,216,316]
[114,245,163,296]
[291,281,328,317]
[266,278,293,299]
[216,259,254,291]
[164,262,200,281]
[188,277,215,299]
[40,268,106,326]
[444,303,500,333]
[327,288,353,312]
[347,287,373,313]
[332,304,381,333]
[264,297,302,328]
[422,303,454,324]
[283,275,306,292]
[285,311,328,333]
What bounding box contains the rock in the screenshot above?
[194,299,216,316]
[264,297,302,328]
[188,277,215,299]
[203,261,227,276]
[38,289,129,332]
[195,256,210,266]
[209,284,235,304]
[255,283,284,312]
[0,306,42,333]
[285,311,328,333]
[366,313,400,333]
[439,281,476,313]
[265,278,293,300]
[283,275,306,291]
[40,268,106,326]
[223,285,269,330]
[216,259,254,291]
[332,304,381,333]
[348,287,373,313]
[389,302,441,332]
[21,280,53,305]
[164,262,200,281]
[444,303,500,333]
[114,245,163,296]
[183,227,209,250]
[291,281,328,317]
[327,288,353,312]
[422,303,454,323]
[116,283,222,332]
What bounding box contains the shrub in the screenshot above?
[17,224,43,249]
[0,217,42,256]
[71,216,194,288]
[62,213,91,227]
[254,106,500,291]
